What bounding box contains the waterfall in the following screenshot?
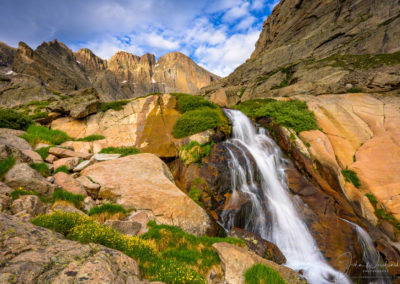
[342,219,391,284]
[222,109,350,284]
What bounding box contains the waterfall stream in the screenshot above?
[222,109,351,284]
[342,219,391,284]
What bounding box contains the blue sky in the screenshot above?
[0,0,279,76]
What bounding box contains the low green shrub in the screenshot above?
[10,188,38,200]
[346,88,363,93]
[100,100,130,112]
[76,134,105,142]
[0,157,15,177]
[171,93,216,113]
[189,186,202,205]
[88,203,128,216]
[179,141,213,165]
[32,211,89,234]
[51,189,84,208]
[54,165,69,174]
[29,112,49,120]
[342,169,360,188]
[0,108,33,130]
[21,125,71,146]
[173,107,221,138]
[375,209,400,230]
[99,146,140,157]
[35,146,51,160]
[244,264,286,284]
[232,99,319,134]
[30,162,50,177]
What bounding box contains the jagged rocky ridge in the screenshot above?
[201,0,400,105]
[0,39,219,107]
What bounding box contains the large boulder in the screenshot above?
[0,213,141,283]
[212,242,305,284]
[4,163,55,196]
[0,133,32,152]
[11,195,47,221]
[81,153,215,236]
[48,88,101,119]
[52,94,214,158]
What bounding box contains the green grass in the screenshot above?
[173,107,222,138]
[342,169,361,188]
[54,165,70,174]
[100,100,130,112]
[35,146,51,160]
[10,188,38,200]
[21,125,71,146]
[30,162,50,177]
[244,264,286,284]
[99,146,140,157]
[32,212,204,283]
[346,88,363,93]
[189,186,203,206]
[76,134,105,142]
[52,189,84,208]
[88,203,128,216]
[233,99,319,134]
[179,141,213,165]
[171,93,216,113]
[365,193,377,207]
[29,112,49,120]
[321,51,400,70]
[0,108,33,130]
[0,157,15,177]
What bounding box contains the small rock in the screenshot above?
[228,228,286,264]
[345,83,353,89]
[128,211,155,235]
[76,175,100,195]
[0,193,12,213]
[53,172,87,196]
[73,160,92,172]
[90,153,121,162]
[46,176,55,183]
[35,143,51,150]
[51,201,85,214]
[49,147,92,159]
[0,144,33,164]
[0,182,13,195]
[104,220,142,236]
[45,154,58,163]
[0,128,26,137]
[0,133,32,152]
[11,195,46,217]
[46,163,54,171]
[22,149,43,163]
[84,196,96,211]
[54,157,80,171]
[5,163,55,196]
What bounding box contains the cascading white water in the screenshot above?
[343,219,391,284]
[222,109,350,284]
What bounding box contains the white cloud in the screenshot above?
[251,0,265,10]
[195,29,260,76]
[222,2,250,22]
[144,33,180,50]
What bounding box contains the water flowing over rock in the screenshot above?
[220,109,350,284]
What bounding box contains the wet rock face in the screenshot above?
[0,213,141,283]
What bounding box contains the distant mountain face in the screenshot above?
[202,0,400,105]
[0,40,219,106]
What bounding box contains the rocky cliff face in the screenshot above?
[203,0,400,104]
[0,40,219,106]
